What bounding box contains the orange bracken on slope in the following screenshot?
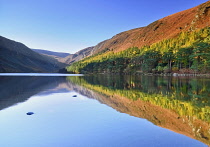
[91,1,210,54]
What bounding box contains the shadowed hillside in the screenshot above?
[0,36,67,73]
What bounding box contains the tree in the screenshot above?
[190,42,210,72]
[175,47,193,69]
[142,50,161,72]
[162,49,174,72]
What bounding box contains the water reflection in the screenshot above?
[0,75,209,146]
[67,75,210,145]
[0,76,67,110]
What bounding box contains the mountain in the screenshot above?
[67,1,210,74]
[0,36,67,73]
[32,47,94,65]
[59,46,94,64]
[91,1,210,54]
[32,49,70,58]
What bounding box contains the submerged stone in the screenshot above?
[26,112,34,115]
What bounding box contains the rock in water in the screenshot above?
[173,73,178,76]
[26,112,34,115]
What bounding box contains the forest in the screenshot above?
[67,27,210,75]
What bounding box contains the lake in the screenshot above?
[0,74,209,147]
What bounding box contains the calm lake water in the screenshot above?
[0,74,209,147]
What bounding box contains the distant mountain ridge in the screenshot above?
[32,49,70,58]
[59,46,94,64]
[0,36,67,73]
[32,47,94,65]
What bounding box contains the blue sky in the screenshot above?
[0,0,208,53]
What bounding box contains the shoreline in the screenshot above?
[87,72,210,77]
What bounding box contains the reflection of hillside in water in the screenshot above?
[1,75,210,145]
[0,76,68,110]
[67,75,210,146]
[0,76,97,111]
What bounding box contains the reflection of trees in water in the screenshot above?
[67,75,210,145]
[68,75,210,122]
[91,75,210,104]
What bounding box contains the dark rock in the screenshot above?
[26,112,34,115]
[72,95,77,97]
